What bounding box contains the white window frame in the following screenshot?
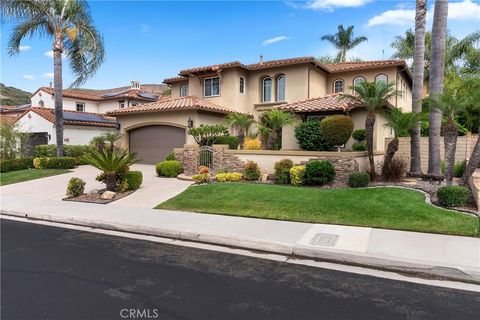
[119,100,126,109]
[375,74,388,84]
[276,74,286,101]
[38,100,44,108]
[239,76,245,94]
[353,76,365,87]
[76,102,85,112]
[180,84,188,97]
[262,77,272,102]
[204,76,220,97]
[333,79,344,94]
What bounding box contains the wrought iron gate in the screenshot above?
[198,145,214,169]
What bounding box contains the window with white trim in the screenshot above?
[239,77,245,94]
[76,102,85,112]
[333,79,344,93]
[353,76,365,87]
[180,84,188,97]
[38,100,44,108]
[375,74,388,84]
[262,77,272,102]
[277,75,286,101]
[119,100,125,108]
[204,77,220,97]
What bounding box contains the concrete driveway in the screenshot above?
[0,164,192,208]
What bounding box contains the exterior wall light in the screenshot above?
[187,117,194,128]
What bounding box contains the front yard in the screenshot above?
[0,169,71,186]
[157,183,479,237]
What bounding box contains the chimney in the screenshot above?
[259,55,264,65]
[49,82,52,88]
[131,80,140,89]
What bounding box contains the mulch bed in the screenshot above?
[63,189,135,204]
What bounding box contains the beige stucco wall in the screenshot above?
[308,68,328,98]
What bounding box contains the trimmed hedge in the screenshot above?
[352,129,366,142]
[165,151,175,161]
[156,160,182,177]
[215,172,243,182]
[294,119,331,151]
[352,142,367,151]
[320,115,354,147]
[66,177,86,197]
[348,172,370,188]
[0,157,34,173]
[35,144,92,158]
[216,136,240,150]
[305,160,336,186]
[34,157,77,169]
[243,160,261,181]
[274,159,294,184]
[124,171,143,190]
[290,165,306,186]
[437,186,469,207]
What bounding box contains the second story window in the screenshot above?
[239,77,245,94]
[353,76,365,87]
[180,84,188,97]
[333,79,344,94]
[277,75,286,101]
[38,100,44,108]
[204,77,220,97]
[76,102,85,112]
[119,100,125,108]
[262,77,272,102]
[375,74,388,84]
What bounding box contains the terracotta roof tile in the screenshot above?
[277,93,361,113]
[35,87,158,102]
[163,76,189,84]
[324,60,407,73]
[179,61,243,75]
[22,107,117,128]
[245,56,319,70]
[107,95,236,116]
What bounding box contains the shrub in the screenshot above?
[305,160,336,186]
[198,166,210,174]
[348,172,370,188]
[66,177,85,197]
[437,186,469,207]
[294,120,331,151]
[290,165,306,186]
[216,166,233,174]
[320,115,354,147]
[274,159,294,184]
[124,171,143,190]
[243,137,262,150]
[156,160,182,177]
[215,172,243,182]
[381,157,407,182]
[454,160,466,178]
[165,151,175,161]
[216,136,240,150]
[188,124,229,146]
[192,173,211,184]
[44,157,77,169]
[0,157,34,173]
[243,160,261,181]
[35,144,92,158]
[352,142,367,151]
[33,157,49,169]
[352,129,366,142]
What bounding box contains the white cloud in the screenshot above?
[448,0,480,20]
[19,45,31,52]
[262,36,292,46]
[367,8,415,27]
[44,50,54,58]
[42,72,54,79]
[305,0,372,11]
[23,74,34,80]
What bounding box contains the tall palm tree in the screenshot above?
[340,81,401,177]
[461,76,480,186]
[409,0,428,177]
[2,0,105,156]
[428,89,467,185]
[260,110,296,150]
[321,25,367,62]
[427,0,449,179]
[225,113,256,148]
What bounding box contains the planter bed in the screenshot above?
[63,189,135,204]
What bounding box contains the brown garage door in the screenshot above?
[129,125,186,164]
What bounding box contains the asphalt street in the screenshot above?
[1,218,479,320]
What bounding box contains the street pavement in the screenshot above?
[2,219,479,320]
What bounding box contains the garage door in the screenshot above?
[129,125,186,164]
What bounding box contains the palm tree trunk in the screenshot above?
[365,112,376,177]
[461,132,480,186]
[382,138,399,178]
[266,131,277,150]
[409,0,427,176]
[443,121,458,185]
[53,33,64,157]
[427,0,448,178]
[238,130,245,149]
[105,173,117,191]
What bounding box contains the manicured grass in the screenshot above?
[0,169,71,186]
[157,183,480,237]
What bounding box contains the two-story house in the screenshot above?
[109,57,412,164]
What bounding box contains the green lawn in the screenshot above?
[0,169,71,186]
[157,183,480,237]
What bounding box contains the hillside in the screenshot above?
[0,83,32,106]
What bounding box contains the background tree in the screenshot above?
[427,0,449,179]
[2,0,105,156]
[321,25,367,62]
[225,113,256,148]
[409,0,428,177]
[461,76,480,185]
[340,81,401,177]
[260,110,296,150]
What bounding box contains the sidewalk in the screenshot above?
[1,190,479,284]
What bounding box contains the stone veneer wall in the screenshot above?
[302,157,359,182]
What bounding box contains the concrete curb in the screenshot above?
[2,209,479,285]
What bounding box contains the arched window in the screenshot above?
[333,79,344,94]
[375,74,388,84]
[276,75,286,101]
[180,84,188,97]
[262,77,272,102]
[38,100,44,108]
[239,77,245,94]
[353,76,365,87]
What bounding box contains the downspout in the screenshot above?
[307,68,311,99]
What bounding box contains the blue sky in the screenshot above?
[1,0,479,92]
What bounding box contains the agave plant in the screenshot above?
[84,149,137,191]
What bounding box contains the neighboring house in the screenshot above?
[108,56,413,164]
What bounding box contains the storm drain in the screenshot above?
[310,233,339,247]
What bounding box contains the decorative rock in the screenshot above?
[89,189,99,195]
[101,191,116,200]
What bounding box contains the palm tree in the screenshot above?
[340,81,402,177]
[225,113,256,148]
[461,76,480,186]
[427,0,449,179]
[260,110,296,150]
[103,131,122,151]
[409,0,428,177]
[2,0,105,157]
[428,89,467,185]
[321,25,367,62]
